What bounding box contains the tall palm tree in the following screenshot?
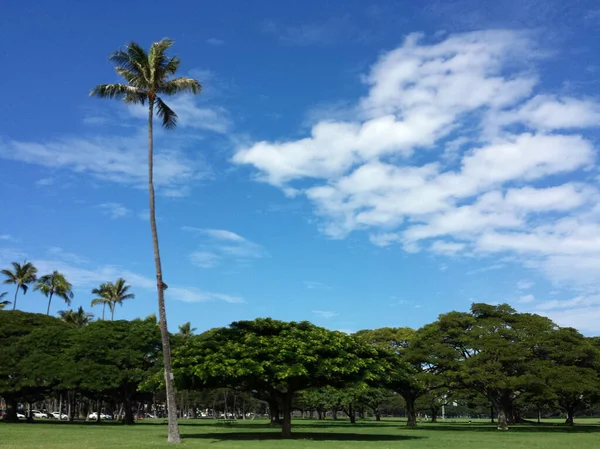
[35,271,74,315]
[91,283,112,320]
[1,261,38,310]
[105,278,134,321]
[90,39,201,444]
[0,291,10,310]
[178,321,196,340]
[58,306,94,327]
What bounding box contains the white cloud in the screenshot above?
[0,235,14,241]
[97,202,131,219]
[233,29,600,300]
[517,280,535,290]
[206,37,225,46]
[519,294,535,303]
[430,241,466,255]
[183,227,268,268]
[312,310,339,319]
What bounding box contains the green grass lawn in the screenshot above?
[2,418,600,449]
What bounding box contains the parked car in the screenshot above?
[17,412,25,419]
[144,413,157,419]
[51,412,68,420]
[88,412,98,420]
[101,413,112,420]
[32,410,48,418]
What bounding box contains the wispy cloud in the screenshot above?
[0,234,15,241]
[312,310,339,319]
[303,281,332,290]
[97,202,131,219]
[183,227,268,268]
[261,16,360,46]
[519,294,535,303]
[35,177,55,187]
[517,280,535,290]
[0,249,242,305]
[206,37,225,46]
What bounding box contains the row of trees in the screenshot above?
[0,261,133,320]
[2,304,600,438]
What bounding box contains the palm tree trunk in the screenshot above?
[102,303,106,320]
[111,305,115,321]
[46,292,54,315]
[148,99,181,444]
[13,284,19,310]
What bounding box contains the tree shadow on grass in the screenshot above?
[183,432,425,442]
[419,424,600,434]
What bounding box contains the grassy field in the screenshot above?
[2,418,600,449]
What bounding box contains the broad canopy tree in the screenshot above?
[174,318,385,437]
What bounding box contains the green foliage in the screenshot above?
[35,271,74,315]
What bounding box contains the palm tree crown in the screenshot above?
[91,283,112,320]
[91,279,134,321]
[58,306,94,327]
[35,271,74,315]
[90,39,201,129]
[178,321,197,340]
[1,261,38,310]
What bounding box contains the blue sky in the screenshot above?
[1,0,600,333]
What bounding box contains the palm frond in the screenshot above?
[89,83,145,102]
[155,97,178,129]
[162,56,181,76]
[149,39,175,77]
[161,77,202,96]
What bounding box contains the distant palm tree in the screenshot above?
[0,291,10,310]
[92,278,134,321]
[90,39,201,444]
[35,271,74,315]
[178,322,197,340]
[1,261,38,310]
[108,278,134,320]
[58,306,94,327]
[91,283,111,320]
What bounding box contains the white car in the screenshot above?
[88,412,98,419]
[32,410,48,418]
[17,412,25,419]
[51,412,68,420]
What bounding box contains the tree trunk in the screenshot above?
[565,407,575,426]
[148,100,181,444]
[13,285,20,310]
[375,410,381,421]
[490,405,494,424]
[348,403,356,424]
[332,408,338,420]
[102,303,106,321]
[5,397,18,422]
[317,409,323,420]
[406,397,417,427]
[269,399,280,426]
[111,306,115,321]
[123,397,135,425]
[96,399,102,423]
[497,406,509,430]
[430,406,438,423]
[281,392,293,438]
[58,394,63,419]
[46,292,54,315]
